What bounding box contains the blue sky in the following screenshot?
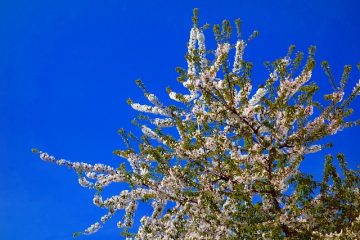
[1,0,359,239]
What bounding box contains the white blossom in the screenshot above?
[187,27,198,76]
[232,40,245,73]
[84,222,101,234]
[352,79,360,95]
[248,87,267,106]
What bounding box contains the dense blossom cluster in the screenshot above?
[37,10,360,239]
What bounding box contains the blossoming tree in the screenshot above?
[34,9,360,239]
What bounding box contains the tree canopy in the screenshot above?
[35,9,360,239]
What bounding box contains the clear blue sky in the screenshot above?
[1,0,359,239]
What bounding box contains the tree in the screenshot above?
[34,9,360,239]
